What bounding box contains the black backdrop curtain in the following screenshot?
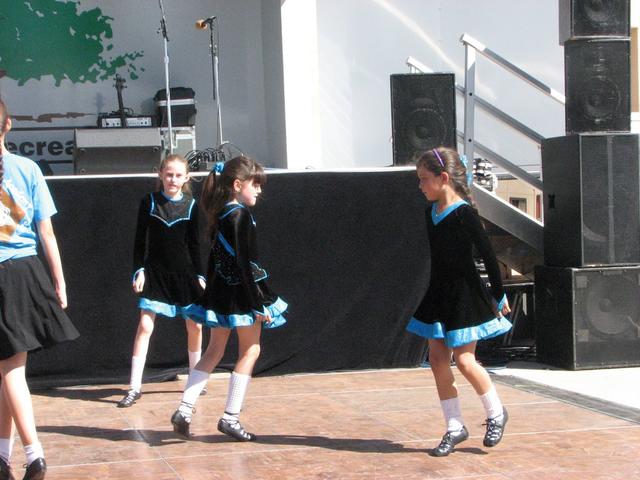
[28,170,430,386]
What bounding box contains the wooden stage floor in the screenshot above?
[12,368,640,479]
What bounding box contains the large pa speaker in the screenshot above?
[535,265,640,370]
[559,0,630,44]
[74,128,162,174]
[542,133,640,267]
[390,73,456,165]
[564,38,631,134]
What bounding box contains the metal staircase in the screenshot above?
[407,33,565,277]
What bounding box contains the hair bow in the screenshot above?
[213,161,224,174]
[459,154,473,186]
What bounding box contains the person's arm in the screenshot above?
[462,208,510,316]
[187,201,206,288]
[230,209,270,321]
[37,218,67,309]
[132,196,150,292]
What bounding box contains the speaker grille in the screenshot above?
[390,74,456,165]
[542,133,640,267]
[565,39,631,134]
[559,0,630,43]
[535,265,640,370]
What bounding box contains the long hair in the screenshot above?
[155,154,192,194]
[201,155,266,239]
[415,147,473,204]
[0,99,8,190]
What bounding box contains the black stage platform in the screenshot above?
[29,169,430,386]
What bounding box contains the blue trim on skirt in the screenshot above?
[185,297,288,329]
[138,297,187,318]
[406,316,512,348]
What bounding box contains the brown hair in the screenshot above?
[201,155,266,239]
[156,154,192,194]
[0,99,8,190]
[415,146,473,203]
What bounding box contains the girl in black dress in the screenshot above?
[0,99,79,480]
[408,147,511,457]
[117,155,205,408]
[171,155,287,442]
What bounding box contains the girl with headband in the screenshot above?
[408,147,511,456]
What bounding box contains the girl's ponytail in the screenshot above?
[201,165,221,239]
[200,156,265,240]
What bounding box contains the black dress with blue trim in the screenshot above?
[132,191,205,317]
[186,202,287,329]
[407,200,511,348]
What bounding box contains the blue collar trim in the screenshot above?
[431,200,468,225]
[161,191,184,202]
[220,203,246,219]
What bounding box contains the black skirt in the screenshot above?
[185,277,287,329]
[140,263,203,307]
[0,256,79,360]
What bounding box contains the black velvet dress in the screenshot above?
[407,200,511,347]
[132,191,204,317]
[185,202,287,329]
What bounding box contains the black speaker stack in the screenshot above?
[390,73,457,165]
[536,0,640,369]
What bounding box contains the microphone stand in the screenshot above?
[158,0,174,153]
[208,17,224,149]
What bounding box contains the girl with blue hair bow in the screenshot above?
[171,155,287,442]
[408,146,511,457]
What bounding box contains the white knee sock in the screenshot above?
[480,386,503,420]
[440,397,465,432]
[0,437,12,464]
[23,442,44,465]
[129,355,146,392]
[178,369,209,415]
[221,372,251,424]
[188,350,202,372]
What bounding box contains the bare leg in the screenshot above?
[217,322,262,441]
[427,339,470,457]
[184,318,203,357]
[171,328,231,437]
[0,381,15,440]
[0,353,38,450]
[427,339,457,400]
[132,310,156,358]
[452,342,492,395]
[118,310,157,407]
[0,380,16,466]
[453,341,507,447]
[234,322,262,375]
[195,328,231,373]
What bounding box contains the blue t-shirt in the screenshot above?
[0,152,57,262]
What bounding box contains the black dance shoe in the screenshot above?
[217,418,256,442]
[0,457,15,480]
[22,458,46,480]
[171,410,193,438]
[429,426,469,457]
[116,389,141,408]
[483,407,508,447]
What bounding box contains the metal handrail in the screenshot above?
[406,56,545,144]
[407,33,562,195]
[460,33,566,194]
[460,34,565,105]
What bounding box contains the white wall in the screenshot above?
[282,0,567,169]
[281,0,322,169]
